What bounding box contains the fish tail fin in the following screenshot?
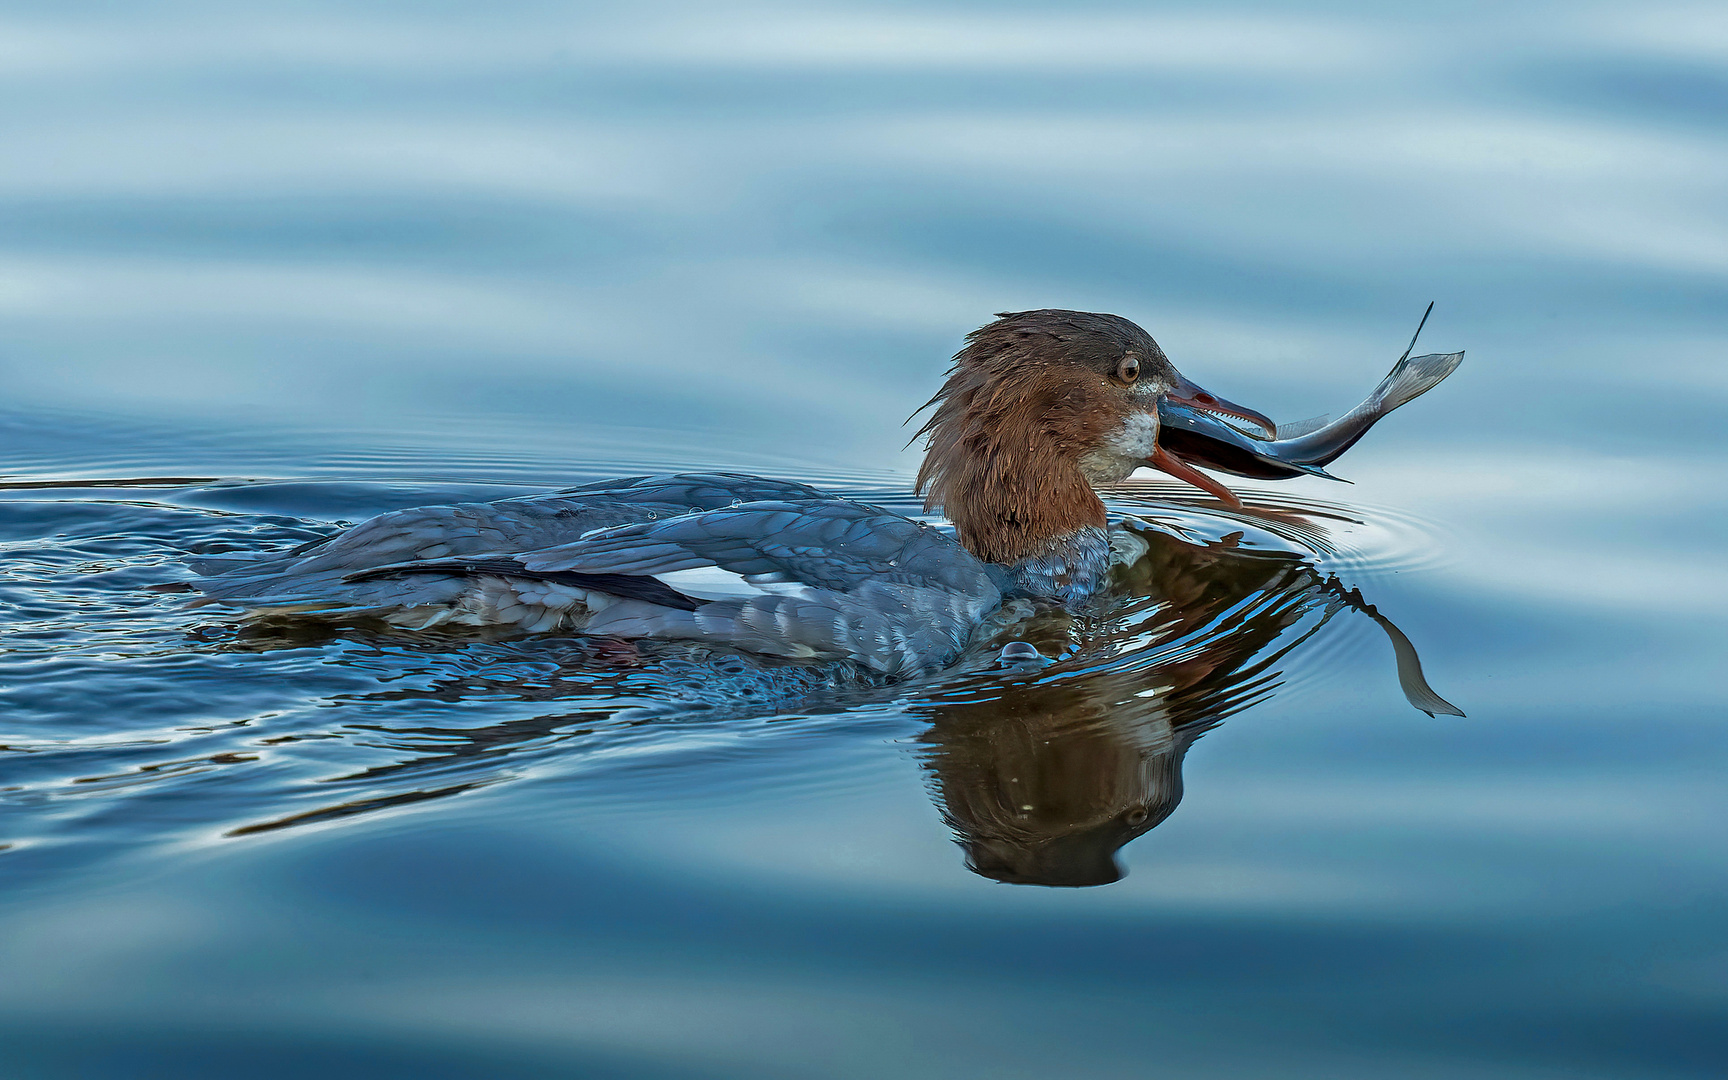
[1373,351,1465,414]
[1271,348,1464,470]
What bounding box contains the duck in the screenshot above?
[188,309,1280,678]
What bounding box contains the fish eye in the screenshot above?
[1116,357,1140,384]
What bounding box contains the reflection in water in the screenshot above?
[914,521,1459,886]
[919,686,1207,887]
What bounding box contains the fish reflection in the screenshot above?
[914,522,1460,887]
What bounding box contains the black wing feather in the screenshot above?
[345,558,702,611]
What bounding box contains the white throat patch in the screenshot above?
[1079,411,1160,484]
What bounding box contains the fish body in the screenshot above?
[1158,350,1465,481]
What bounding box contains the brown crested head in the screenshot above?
[913,310,1179,566]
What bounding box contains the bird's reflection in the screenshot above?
[912,521,1459,887]
[917,686,1207,887]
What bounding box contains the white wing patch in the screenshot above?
[652,566,810,602]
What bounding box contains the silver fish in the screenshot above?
[1157,348,1465,484]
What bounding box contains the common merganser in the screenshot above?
[190,309,1420,679]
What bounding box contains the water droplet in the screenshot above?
[997,641,1043,666]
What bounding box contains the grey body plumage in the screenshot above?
[191,473,1019,678]
[1000,526,1113,604]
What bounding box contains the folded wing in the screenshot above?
[189,476,1002,678]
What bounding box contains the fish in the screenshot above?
[1157,347,1465,483]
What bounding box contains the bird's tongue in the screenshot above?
[1149,446,1242,508]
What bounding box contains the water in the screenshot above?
[3,2,1726,1077]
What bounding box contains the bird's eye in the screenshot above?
[1116,357,1140,384]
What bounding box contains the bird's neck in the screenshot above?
[918,434,1112,602]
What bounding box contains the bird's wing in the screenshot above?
[518,499,996,599]
[193,474,838,584]
[535,472,835,508]
[359,500,1002,676]
[187,497,667,590]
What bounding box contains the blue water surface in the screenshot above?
[2,2,1726,1077]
